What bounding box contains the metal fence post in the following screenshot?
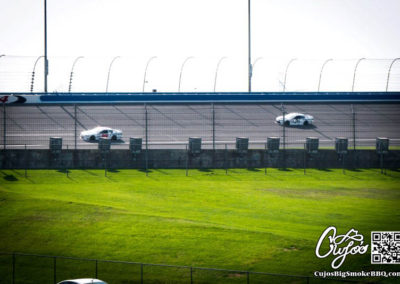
[66,145,69,178]
[24,144,27,178]
[95,259,98,279]
[351,104,357,168]
[186,144,189,176]
[190,267,193,284]
[282,104,286,152]
[140,263,144,284]
[303,143,307,175]
[74,104,77,150]
[212,103,215,151]
[225,143,228,175]
[264,143,267,175]
[53,256,57,284]
[352,104,356,151]
[282,103,286,169]
[12,252,15,284]
[145,104,149,176]
[246,271,250,284]
[3,103,6,150]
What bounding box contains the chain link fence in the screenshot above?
[1,103,400,151]
[0,252,359,284]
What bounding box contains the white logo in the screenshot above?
[315,226,369,269]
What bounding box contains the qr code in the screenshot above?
[371,232,400,264]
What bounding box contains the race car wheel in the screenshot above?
[90,135,95,141]
[284,121,290,126]
[303,121,309,126]
[111,135,117,141]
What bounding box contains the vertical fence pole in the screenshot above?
[12,253,15,284]
[95,259,98,279]
[190,267,193,284]
[264,143,267,175]
[104,154,107,177]
[282,104,287,169]
[3,103,6,150]
[186,144,189,176]
[66,145,69,178]
[351,104,357,168]
[304,143,306,175]
[74,104,77,150]
[140,263,144,284]
[225,144,228,175]
[145,104,149,176]
[212,103,215,151]
[352,104,356,151]
[53,256,57,284]
[24,144,27,178]
[282,104,286,153]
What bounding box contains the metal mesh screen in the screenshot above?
[282,104,353,149]
[147,104,212,149]
[76,105,145,149]
[2,103,400,150]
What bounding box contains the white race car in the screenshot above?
[80,126,123,142]
[275,112,314,126]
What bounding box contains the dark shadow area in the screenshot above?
[281,124,317,130]
[107,169,120,173]
[389,168,400,172]
[317,168,333,172]
[247,168,261,172]
[11,169,24,177]
[83,170,98,176]
[347,168,363,172]
[278,168,293,172]
[154,169,170,175]
[57,169,70,174]
[138,169,153,173]
[3,175,18,181]
[198,168,213,173]
[83,139,125,144]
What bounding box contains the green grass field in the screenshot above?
[1,169,400,283]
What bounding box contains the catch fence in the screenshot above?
[1,102,400,151]
[0,252,359,284]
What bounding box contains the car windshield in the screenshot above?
[286,113,299,119]
[93,127,110,132]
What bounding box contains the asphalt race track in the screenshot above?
[2,103,400,149]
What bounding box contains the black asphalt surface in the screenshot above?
[2,103,400,149]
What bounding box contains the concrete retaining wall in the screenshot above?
[1,149,399,169]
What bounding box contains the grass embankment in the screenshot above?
[0,169,399,283]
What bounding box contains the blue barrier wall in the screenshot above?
[1,92,400,104]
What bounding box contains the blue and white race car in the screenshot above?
[275,112,314,126]
[80,126,123,141]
